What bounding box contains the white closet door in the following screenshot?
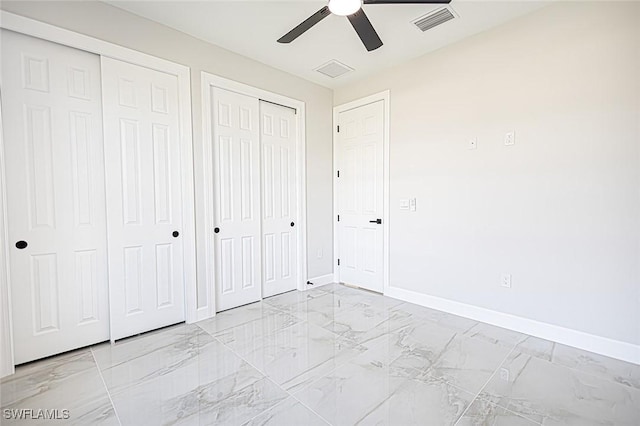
[260,101,298,298]
[101,57,185,340]
[212,87,262,312]
[1,30,109,363]
[337,101,384,292]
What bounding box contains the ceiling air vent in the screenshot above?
[315,60,353,78]
[412,7,457,32]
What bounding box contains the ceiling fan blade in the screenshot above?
[347,9,383,52]
[363,0,451,4]
[278,6,332,44]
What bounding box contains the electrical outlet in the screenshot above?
[501,274,512,288]
[504,131,515,146]
[500,367,510,381]
[468,137,477,150]
[317,249,323,259]
[467,138,478,150]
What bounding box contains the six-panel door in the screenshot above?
[1,30,110,363]
[101,57,186,341]
[212,87,262,312]
[260,101,298,298]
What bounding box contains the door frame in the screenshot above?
[200,72,308,319]
[0,11,197,376]
[333,91,390,294]
[0,94,16,378]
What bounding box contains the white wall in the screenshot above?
[335,2,640,347]
[0,0,335,286]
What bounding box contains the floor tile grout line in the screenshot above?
[209,334,301,424]
[195,303,306,344]
[453,345,518,426]
[210,298,348,426]
[216,334,333,426]
[212,291,349,425]
[90,346,123,426]
[287,393,333,426]
[220,336,332,426]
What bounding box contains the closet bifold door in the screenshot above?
[212,87,262,312]
[1,30,109,364]
[101,57,186,340]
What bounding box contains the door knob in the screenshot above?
[15,240,28,249]
[172,231,180,238]
[290,222,295,227]
[214,227,220,233]
[369,219,382,224]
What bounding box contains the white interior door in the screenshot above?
[1,30,109,363]
[337,101,384,292]
[260,101,298,298]
[102,57,185,340]
[212,87,262,312]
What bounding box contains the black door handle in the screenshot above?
[15,240,28,249]
[290,222,295,227]
[172,231,180,238]
[214,227,220,234]
[369,219,382,224]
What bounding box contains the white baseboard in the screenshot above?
[306,273,334,289]
[385,286,640,365]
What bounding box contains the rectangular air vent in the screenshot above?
[315,60,353,78]
[412,7,457,32]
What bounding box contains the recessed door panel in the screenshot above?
[155,243,174,308]
[31,253,60,333]
[70,112,94,227]
[123,246,143,315]
[241,236,255,289]
[120,119,142,225]
[75,249,99,324]
[152,124,172,225]
[3,30,109,363]
[25,105,56,230]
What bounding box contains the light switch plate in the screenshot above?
[409,198,417,211]
[400,199,410,210]
[504,131,515,146]
[501,274,512,288]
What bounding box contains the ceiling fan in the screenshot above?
[278,0,452,52]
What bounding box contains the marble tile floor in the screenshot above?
[2,283,639,425]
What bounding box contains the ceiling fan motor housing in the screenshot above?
[328,0,363,16]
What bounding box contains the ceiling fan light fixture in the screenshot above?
[328,0,362,16]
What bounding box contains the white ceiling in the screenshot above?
[107,0,549,89]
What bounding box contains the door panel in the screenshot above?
[337,101,384,292]
[1,30,109,363]
[102,57,185,340]
[213,88,262,311]
[260,101,298,298]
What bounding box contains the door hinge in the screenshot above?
[337,215,340,222]
[337,258,341,266]
[337,125,340,133]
